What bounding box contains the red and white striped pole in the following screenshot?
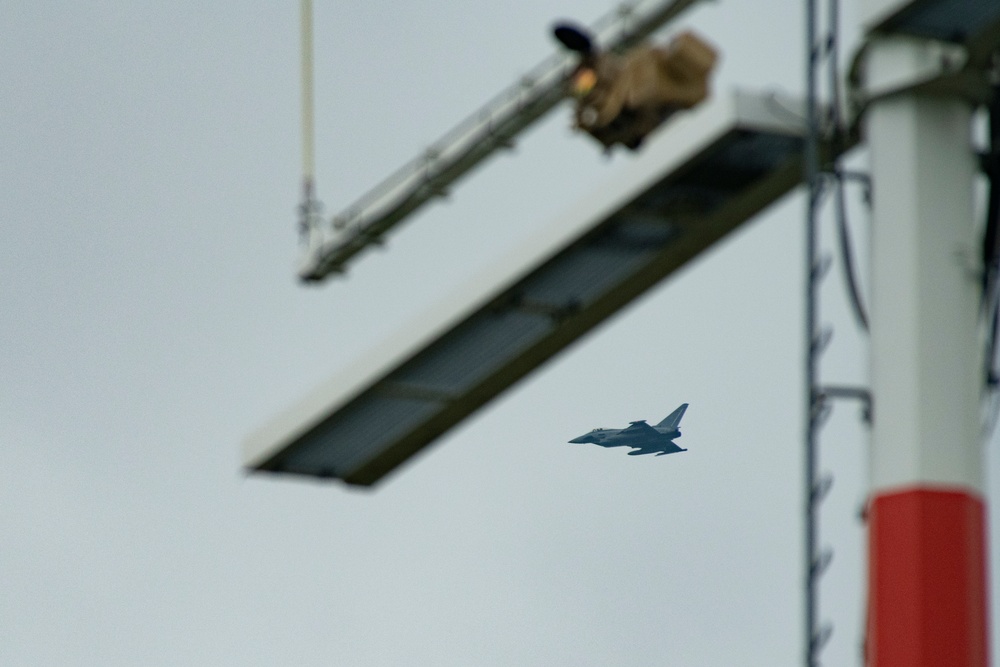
[864,34,990,666]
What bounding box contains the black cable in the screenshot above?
[827,0,870,332]
[981,83,1000,389]
[833,172,870,330]
[983,85,1000,304]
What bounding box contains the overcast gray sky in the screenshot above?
[3,1,997,665]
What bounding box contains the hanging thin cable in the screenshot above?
[298,0,322,248]
[301,0,316,197]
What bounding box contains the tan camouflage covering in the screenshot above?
[571,31,718,150]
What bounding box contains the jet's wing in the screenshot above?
[654,441,686,455]
[626,440,686,456]
[623,420,687,456]
[621,420,660,437]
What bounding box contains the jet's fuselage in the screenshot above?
[569,422,680,445]
[569,404,688,456]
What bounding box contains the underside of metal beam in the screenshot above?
[247,90,846,486]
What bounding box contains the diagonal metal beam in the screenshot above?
[298,0,710,282]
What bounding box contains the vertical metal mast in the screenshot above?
[810,2,998,664]
[804,2,842,663]
[853,2,1000,664]
[862,34,989,667]
[804,1,871,663]
[803,1,822,664]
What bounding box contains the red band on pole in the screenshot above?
[867,488,989,666]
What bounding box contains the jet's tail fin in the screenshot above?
[656,403,688,429]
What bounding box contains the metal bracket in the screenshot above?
[851,34,994,119]
[819,385,873,424]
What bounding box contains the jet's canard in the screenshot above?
[569,404,688,456]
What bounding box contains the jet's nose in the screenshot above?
[569,434,596,444]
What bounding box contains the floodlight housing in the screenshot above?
[245,89,843,487]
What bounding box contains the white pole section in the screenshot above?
[864,36,989,667]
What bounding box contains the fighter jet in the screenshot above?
[569,404,688,456]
